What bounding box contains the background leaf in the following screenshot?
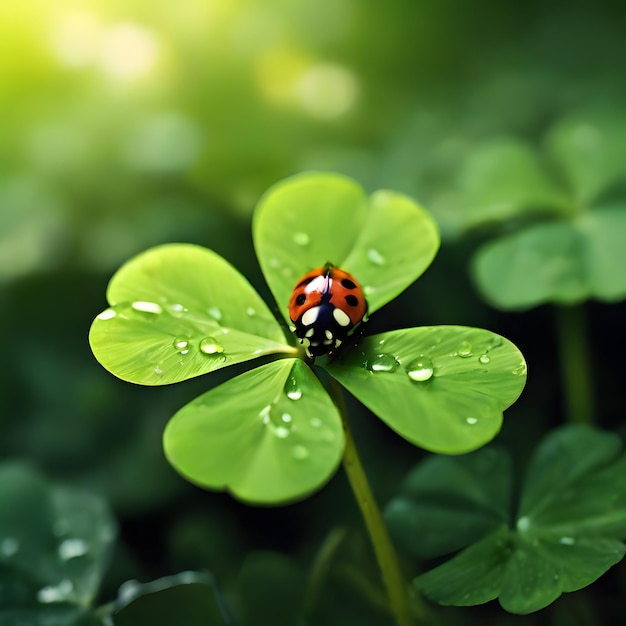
[0,463,116,611]
[326,326,526,454]
[89,243,294,385]
[472,204,626,309]
[163,358,344,504]
[109,572,228,626]
[385,447,512,559]
[545,111,626,204]
[253,172,439,321]
[414,425,626,614]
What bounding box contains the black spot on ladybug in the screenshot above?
[296,293,306,305]
[341,278,356,289]
[344,294,359,307]
[297,276,316,288]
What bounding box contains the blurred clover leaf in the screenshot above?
[448,110,626,309]
[385,425,626,614]
[0,463,116,626]
[90,172,527,504]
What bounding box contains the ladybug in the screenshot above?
[288,262,368,358]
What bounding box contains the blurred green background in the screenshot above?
[2,0,626,622]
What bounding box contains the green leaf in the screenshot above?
[414,426,626,614]
[385,447,512,559]
[109,572,228,626]
[451,139,570,230]
[253,172,439,320]
[472,204,626,309]
[89,243,294,385]
[546,111,626,205]
[163,358,344,504]
[0,463,116,609]
[326,326,526,454]
[416,526,512,607]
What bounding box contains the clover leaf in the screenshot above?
[90,172,527,504]
[0,463,116,623]
[386,425,626,614]
[458,111,626,309]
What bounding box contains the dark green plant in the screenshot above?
[386,424,626,614]
[89,172,527,625]
[441,110,626,425]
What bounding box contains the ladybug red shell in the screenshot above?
[288,263,368,358]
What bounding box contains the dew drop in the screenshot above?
[406,355,434,382]
[292,445,309,460]
[512,362,527,376]
[131,301,163,314]
[366,248,386,266]
[274,426,290,439]
[173,336,190,351]
[559,536,576,546]
[259,405,271,424]
[310,417,322,428]
[517,516,531,531]
[154,366,163,376]
[207,306,222,321]
[246,307,256,316]
[457,340,472,357]
[269,257,281,269]
[366,353,400,373]
[281,413,292,424]
[479,354,490,364]
[168,303,186,318]
[363,285,375,296]
[292,231,310,246]
[285,374,303,400]
[200,337,224,355]
[58,538,89,560]
[38,579,73,603]
[97,308,116,321]
[465,416,478,425]
[1,537,19,557]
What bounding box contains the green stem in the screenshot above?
[554,304,594,424]
[329,379,429,626]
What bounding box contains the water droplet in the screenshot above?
[274,426,290,438]
[168,303,186,318]
[363,285,375,296]
[131,301,163,314]
[281,413,292,423]
[479,354,490,364]
[37,579,73,603]
[269,257,281,269]
[97,308,116,321]
[259,405,271,424]
[246,307,256,316]
[1,537,19,557]
[154,366,163,375]
[517,516,531,531]
[559,536,576,546]
[310,417,322,428]
[207,306,222,321]
[512,362,527,376]
[58,538,89,560]
[366,248,386,266]
[173,336,190,351]
[366,353,400,373]
[465,416,478,425]
[406,355,434,382]
[292,231,310,246]
[457,340,472,357]
[200,337,224,355]
[292,445,309,460]
[285,376,302,400]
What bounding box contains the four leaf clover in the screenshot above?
[89,172,527,504]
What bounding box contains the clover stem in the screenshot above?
[329,378,428,626]
[555,304,594,424]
